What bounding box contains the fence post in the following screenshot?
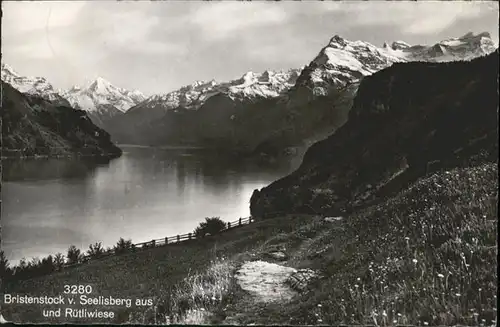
[239,218,242,226]
[249,216,252,223]
[152,240,156,247]
[228,222,231,229]
[165,237,168,245]
[177,235,180,242]
[188,233,192,240]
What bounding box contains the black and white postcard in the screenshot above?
[0,1,498,325]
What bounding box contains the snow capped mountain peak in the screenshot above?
[329,34,348,46]
[61,78,146,113]
[141,68,302,112]
[1,63,66,104]
[1,63,20,77]
[88,77,113,92]
[391,41,411,50]
[294,32,497,97]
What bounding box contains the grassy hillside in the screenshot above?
[2,163,496,325]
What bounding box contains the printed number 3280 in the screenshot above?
[63,285,93,294]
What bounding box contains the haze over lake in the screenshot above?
[1,147,295,264]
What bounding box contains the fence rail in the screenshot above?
[62,216,253,269]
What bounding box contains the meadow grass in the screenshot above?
[276,163,498,326]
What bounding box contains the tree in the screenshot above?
[114,238,133,254]
[53,253,65,270]
[0,251,12,287]
[194,217,227,238]
[87,242,105,259]
[67,245,82,265]
[40,255,55,275]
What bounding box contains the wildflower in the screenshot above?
[200,308,205,311]
[393,320,397,324]
[318,319,323,323]
[478,288,482,291]
[412,259,418,264]
[405,237,410,240]
[397,313,402,317]
[437,273,444,278]
[382,311,387,317]
[455,293,461,297]
[473,313,479,316]
[424,322,429,326]
[355,284,359,288]
[317,304,322,308]
[357,277,361,281]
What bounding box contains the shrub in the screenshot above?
[193,217,227,238]
[114,238,133,254]
[67,245,82,264]
[53,253,65,270]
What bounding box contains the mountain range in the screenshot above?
[2,31,497,156]
[106,31,497,154]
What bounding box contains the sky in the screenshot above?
[2,1,499,96]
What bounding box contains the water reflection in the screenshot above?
[1,147,293,264]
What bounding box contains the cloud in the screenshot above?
[2,2,85,32]
[336,2,488,35]
[1,1,498,95]
[191,2,289,40]
[95,10,187,55]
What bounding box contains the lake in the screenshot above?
[1,147,296,264]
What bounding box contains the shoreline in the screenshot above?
[117,144,206,150]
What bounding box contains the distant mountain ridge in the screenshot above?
[107,31,496,153]
[134,69,302,113]
[1,65,146,127]
[2,31,496,156]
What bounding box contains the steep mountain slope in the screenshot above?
[250,50,498,218]
[1,64,70,107]
[1,81,122,158]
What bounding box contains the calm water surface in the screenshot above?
[1,147,296,264]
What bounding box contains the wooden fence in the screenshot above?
[62,216,253,269]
